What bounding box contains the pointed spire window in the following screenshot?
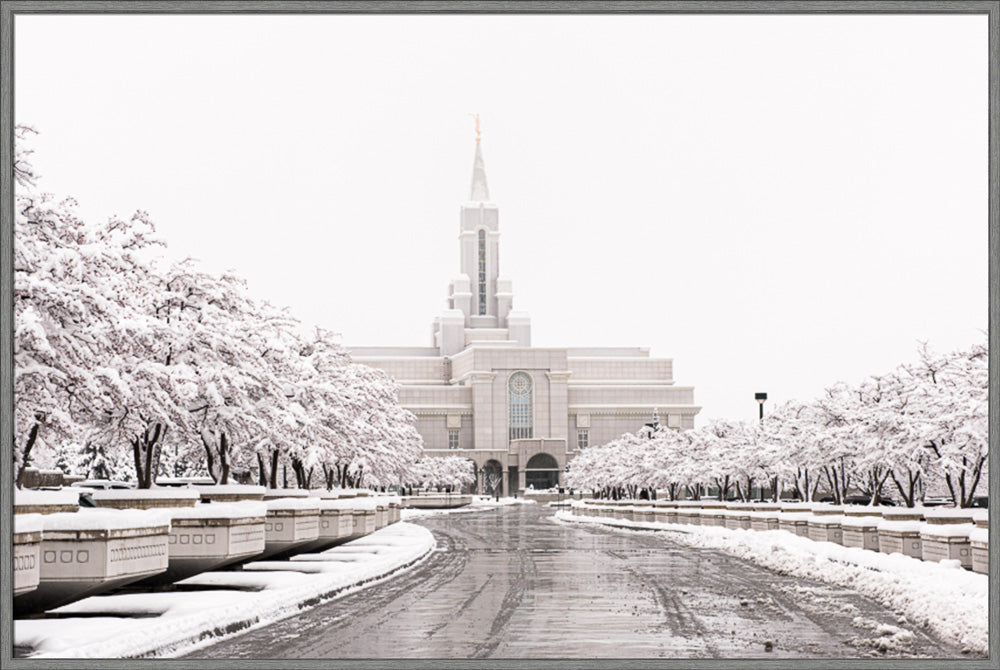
[478,229,487,315]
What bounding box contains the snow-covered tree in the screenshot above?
[14,126,144,486]
[14,126,426,492]
[903,342,988,507]
[405,456,476,490]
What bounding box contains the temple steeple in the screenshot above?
[469,140,490,201]
[432,127,531,356]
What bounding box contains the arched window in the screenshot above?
[477,229,487,315]
[508,371,533,441]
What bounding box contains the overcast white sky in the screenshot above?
[15,13,988,423]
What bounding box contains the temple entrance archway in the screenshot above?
[483,460,503,496]
[525,452,559,490]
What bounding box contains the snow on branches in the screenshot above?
[566,341,987,507]
[13,126,423,489]
[404,456,477,490]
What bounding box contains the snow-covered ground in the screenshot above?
[554,510,988,655]
[15,521,435,659]
[401,495,535,521]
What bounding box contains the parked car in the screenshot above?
[70,479,135,490]
[842,495,896,506]
[921,496,955,507]
[155,476,215,487]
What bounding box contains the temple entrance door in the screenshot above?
[524,453,559,490]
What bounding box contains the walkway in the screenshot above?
[185,504,963,659]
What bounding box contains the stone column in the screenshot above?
[469,371,496,450]
[545,371,571,440]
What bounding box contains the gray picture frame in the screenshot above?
[1,1,997,668]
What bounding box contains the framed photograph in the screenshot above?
[3,1,996,667]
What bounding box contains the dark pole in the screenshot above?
[755,392,767,423]
[755,392,767,500]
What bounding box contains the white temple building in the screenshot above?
[348,134,699,495]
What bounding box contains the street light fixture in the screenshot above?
[755,392,767,423]
[755,392,768,501]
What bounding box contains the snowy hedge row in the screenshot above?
[566,342,987,507]
[14,126,429,490]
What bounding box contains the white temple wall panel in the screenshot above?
[568,386,695,405]
[567,357,674,383]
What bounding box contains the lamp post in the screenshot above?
[755,392,767,423]
[755,392,767,501]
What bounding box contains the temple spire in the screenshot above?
[469,114,490,201]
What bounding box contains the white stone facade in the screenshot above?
[349,139,699,494]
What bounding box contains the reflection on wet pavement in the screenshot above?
[186,504,965,659]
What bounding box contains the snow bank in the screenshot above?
[923,509,975,522]
[14,513,44,535]
[16,522,435,659]
[42,508,171,532]
[556,511,988,654]
[808,515,845,526]
[262,488,311,498]
[778,503,814,512]
[193,485,266,496]
[15,489,80,507]
[881,508,926,520]
[313,498,378,511]
[840,515,882,528]
[746,510,779,519]
[968,528,988,544]
[332,488,372,497]
[308,490,342,499]
[876,519,923,533]
[807,503,846,513]
[401,495,532,520]
[264,498,320,512]
[920,523,975,538]
[165,501,267,520]
[90,488,199,502]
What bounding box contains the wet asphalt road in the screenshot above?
[185,504,965,659]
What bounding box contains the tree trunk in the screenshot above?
[714,475,730,501]
[201,431,232,485]
[15,422,41,489]
[218,432,230,485]
[962,455,987,507]
[131,422,165,489]
[810,478,822,503]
